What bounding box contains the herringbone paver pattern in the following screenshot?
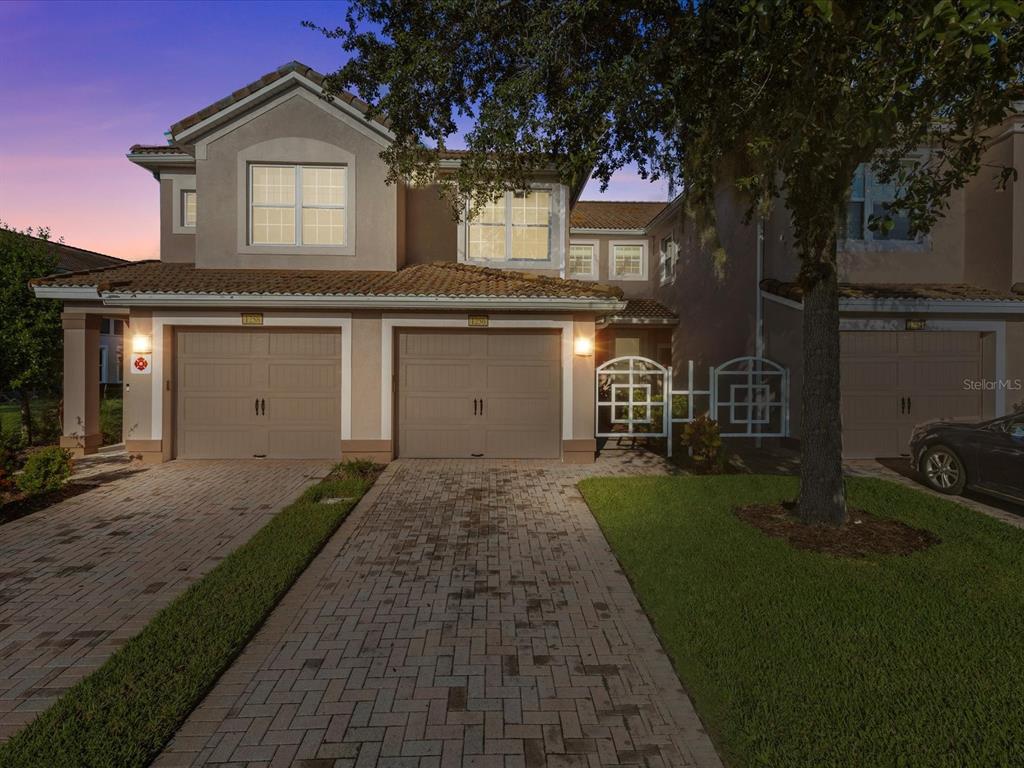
[158,453,722,767]
[0,460,328,741]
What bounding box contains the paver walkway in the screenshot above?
[0,460,328,741]
[158,454,722,768]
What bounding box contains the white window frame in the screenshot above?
[460,184,565,267]
[609,240,648,281]
[181,190,197,228]
[248,163,348,248]
[659,235,678,285]
[567,239,599,280]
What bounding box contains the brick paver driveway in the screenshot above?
[158,454,722,768]
[0,460,328,741]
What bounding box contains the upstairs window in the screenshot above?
[249,164,347,246]
[659,235,678,284]
[567,242,597,279]
[843,163,914,242]
[182,190,197,228]
[611,242,646,280]
[467,189,552,262]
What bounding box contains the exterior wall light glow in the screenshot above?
[132,334,153,354]
[574,337,593,356]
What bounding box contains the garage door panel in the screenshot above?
[180,395,258,427]
[397,330,560,459]
[841,332,898,355]
[908,331,979,355]
[839,361,899,389]
[268,396,339,424]
[843,426,902,458]
[907,359,980,389]
[178,428,267,460]
[268,361,340,390]
[268,331,341,357]
[402,395,474,425]
[266,430,339,459]
[843,393,900,421]
[485,363,559,394]
[180,330,265,357]
[403,332,477,358]
[180,361,255,391]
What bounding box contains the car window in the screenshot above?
[1007,417,1024,440]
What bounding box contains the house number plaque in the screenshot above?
[241,313,264,326]
[468,315,489,328]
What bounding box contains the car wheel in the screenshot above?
[920,445,967,495]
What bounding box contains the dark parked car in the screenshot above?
[909,413,1024,503]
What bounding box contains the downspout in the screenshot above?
[756,216,765,359]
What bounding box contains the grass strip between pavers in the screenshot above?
[579,475,1024,768]
[0,461,380,768]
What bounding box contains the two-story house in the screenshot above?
[32,62,677,464]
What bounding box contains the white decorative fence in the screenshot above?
[595,355,789,457]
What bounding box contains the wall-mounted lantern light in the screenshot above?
[574,337,593,356]
[132,334,153,355]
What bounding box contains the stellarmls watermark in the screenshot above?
[962,378,1024,391]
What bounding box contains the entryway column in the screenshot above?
[60,312,102,456]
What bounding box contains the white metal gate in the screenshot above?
[595,355,789,454]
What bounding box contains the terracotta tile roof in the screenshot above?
[761,279,1024,303]
[571,201,668,231]
[169,61,388,137]
[11,232,126,273]
[607,298,678,321]
[128,144,191,156]
[32,261,623,302]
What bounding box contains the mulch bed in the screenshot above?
[735,502,939,557]
[0,469,143,527]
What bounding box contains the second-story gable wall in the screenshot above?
[566,233,656,298]
[193,92,398,271]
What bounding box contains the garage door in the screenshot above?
[397,329,561,459]
[840,331,984,458]
[176,328,341,459]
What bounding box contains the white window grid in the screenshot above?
[567,242,597,278]
[611,242,646,280]
[182,190,197,228]
[467,189,552,263]
[249,164,347,247]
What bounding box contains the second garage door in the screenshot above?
[397,329,561,459]
[840,330,985,458]
[176,328,342,459]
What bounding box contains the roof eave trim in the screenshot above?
[570,227,647,236]
[90,291,626,312]
[34,285,102,300]
[126,153,195,168]
[840,297,1024,314]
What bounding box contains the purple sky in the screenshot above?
[0,1,669,261]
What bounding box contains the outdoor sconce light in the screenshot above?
[132,334,153,355]
[574,337,593,356]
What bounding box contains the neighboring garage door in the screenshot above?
[397,329,561,459]
[840,330,984,458]
[176,328,341,459]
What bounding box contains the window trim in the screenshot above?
[248,163,348,248]
[659,234,678,285]
[459,183,565,267]
[609,239,648,281]
[841,160,923,247]
[567,239,599,280]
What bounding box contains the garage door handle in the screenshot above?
[479,398,484,415]
[261,398,266,416]
[906,397,911,416]
[900,397,906,415]
[255,398,260,415]
[473,398,478,416]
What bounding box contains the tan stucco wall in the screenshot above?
[350,310,383,440]
[566,233,657,299]
[159,176,197,263]
[649,184,759,372]
[194,94,398,271]
[405,184,459,265]
[965,136,1015,290]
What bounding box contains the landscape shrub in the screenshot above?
[32,401,62,445]
[16,446,72,495]
[101,398,123,445]
[0,423,25,476]
[682,414,727,473]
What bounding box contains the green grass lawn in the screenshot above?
[579,475,1024,768]
[0,461,380,768]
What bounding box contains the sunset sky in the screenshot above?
[0,1,669,261]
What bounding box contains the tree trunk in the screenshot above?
[797,263,847,525]
[19,390,33,447]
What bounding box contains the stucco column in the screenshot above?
[565,316,597,463]
[60,312,102,456]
